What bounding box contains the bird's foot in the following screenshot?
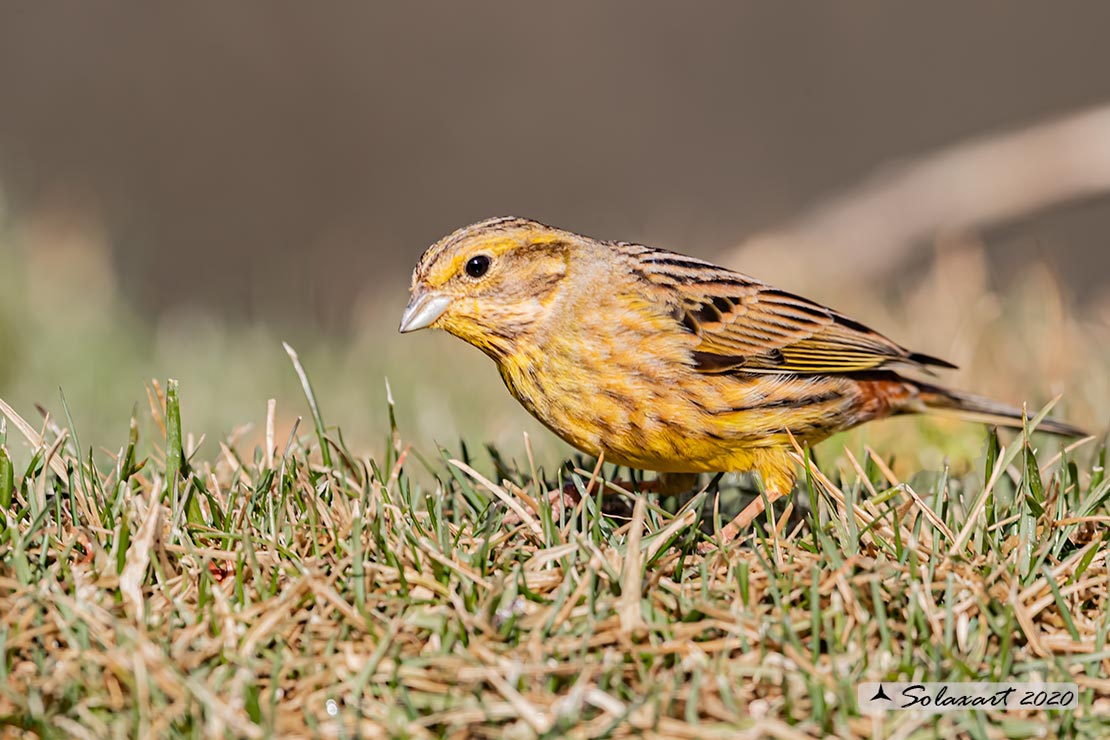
[500,483,579,527]
[503,478,651,526]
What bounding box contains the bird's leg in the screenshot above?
[715,487,788,542]
[700,460,796,551]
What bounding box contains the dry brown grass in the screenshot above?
[1,367,1108,738]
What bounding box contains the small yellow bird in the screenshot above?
[400,217,1083,543]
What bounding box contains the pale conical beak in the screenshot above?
[399,291,453,333]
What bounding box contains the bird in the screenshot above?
[399,216,1085,545]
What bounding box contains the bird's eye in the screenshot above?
[465,254,491,279]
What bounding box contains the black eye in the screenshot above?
[465,254,491,278]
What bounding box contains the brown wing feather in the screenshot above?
[623,244,956,376]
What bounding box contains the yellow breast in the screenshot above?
[495,291,864,474]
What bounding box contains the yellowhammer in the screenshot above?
[400,217,1083,544]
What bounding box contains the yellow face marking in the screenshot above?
[423,226,567,288]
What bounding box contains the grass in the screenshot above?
[1,350,1108,739]
[3,207,1110,737]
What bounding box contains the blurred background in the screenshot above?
[1,3,1108,473]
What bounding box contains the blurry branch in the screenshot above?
[732,104,1110,286]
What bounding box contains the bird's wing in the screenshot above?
[624,245,955,375]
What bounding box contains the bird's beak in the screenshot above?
[399,291,453,333]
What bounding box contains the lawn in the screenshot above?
[1,348,1108,738]
[2,215,1109,738]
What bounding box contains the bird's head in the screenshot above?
[399,217,575,357]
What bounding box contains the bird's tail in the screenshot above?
[913,382,1087,437]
